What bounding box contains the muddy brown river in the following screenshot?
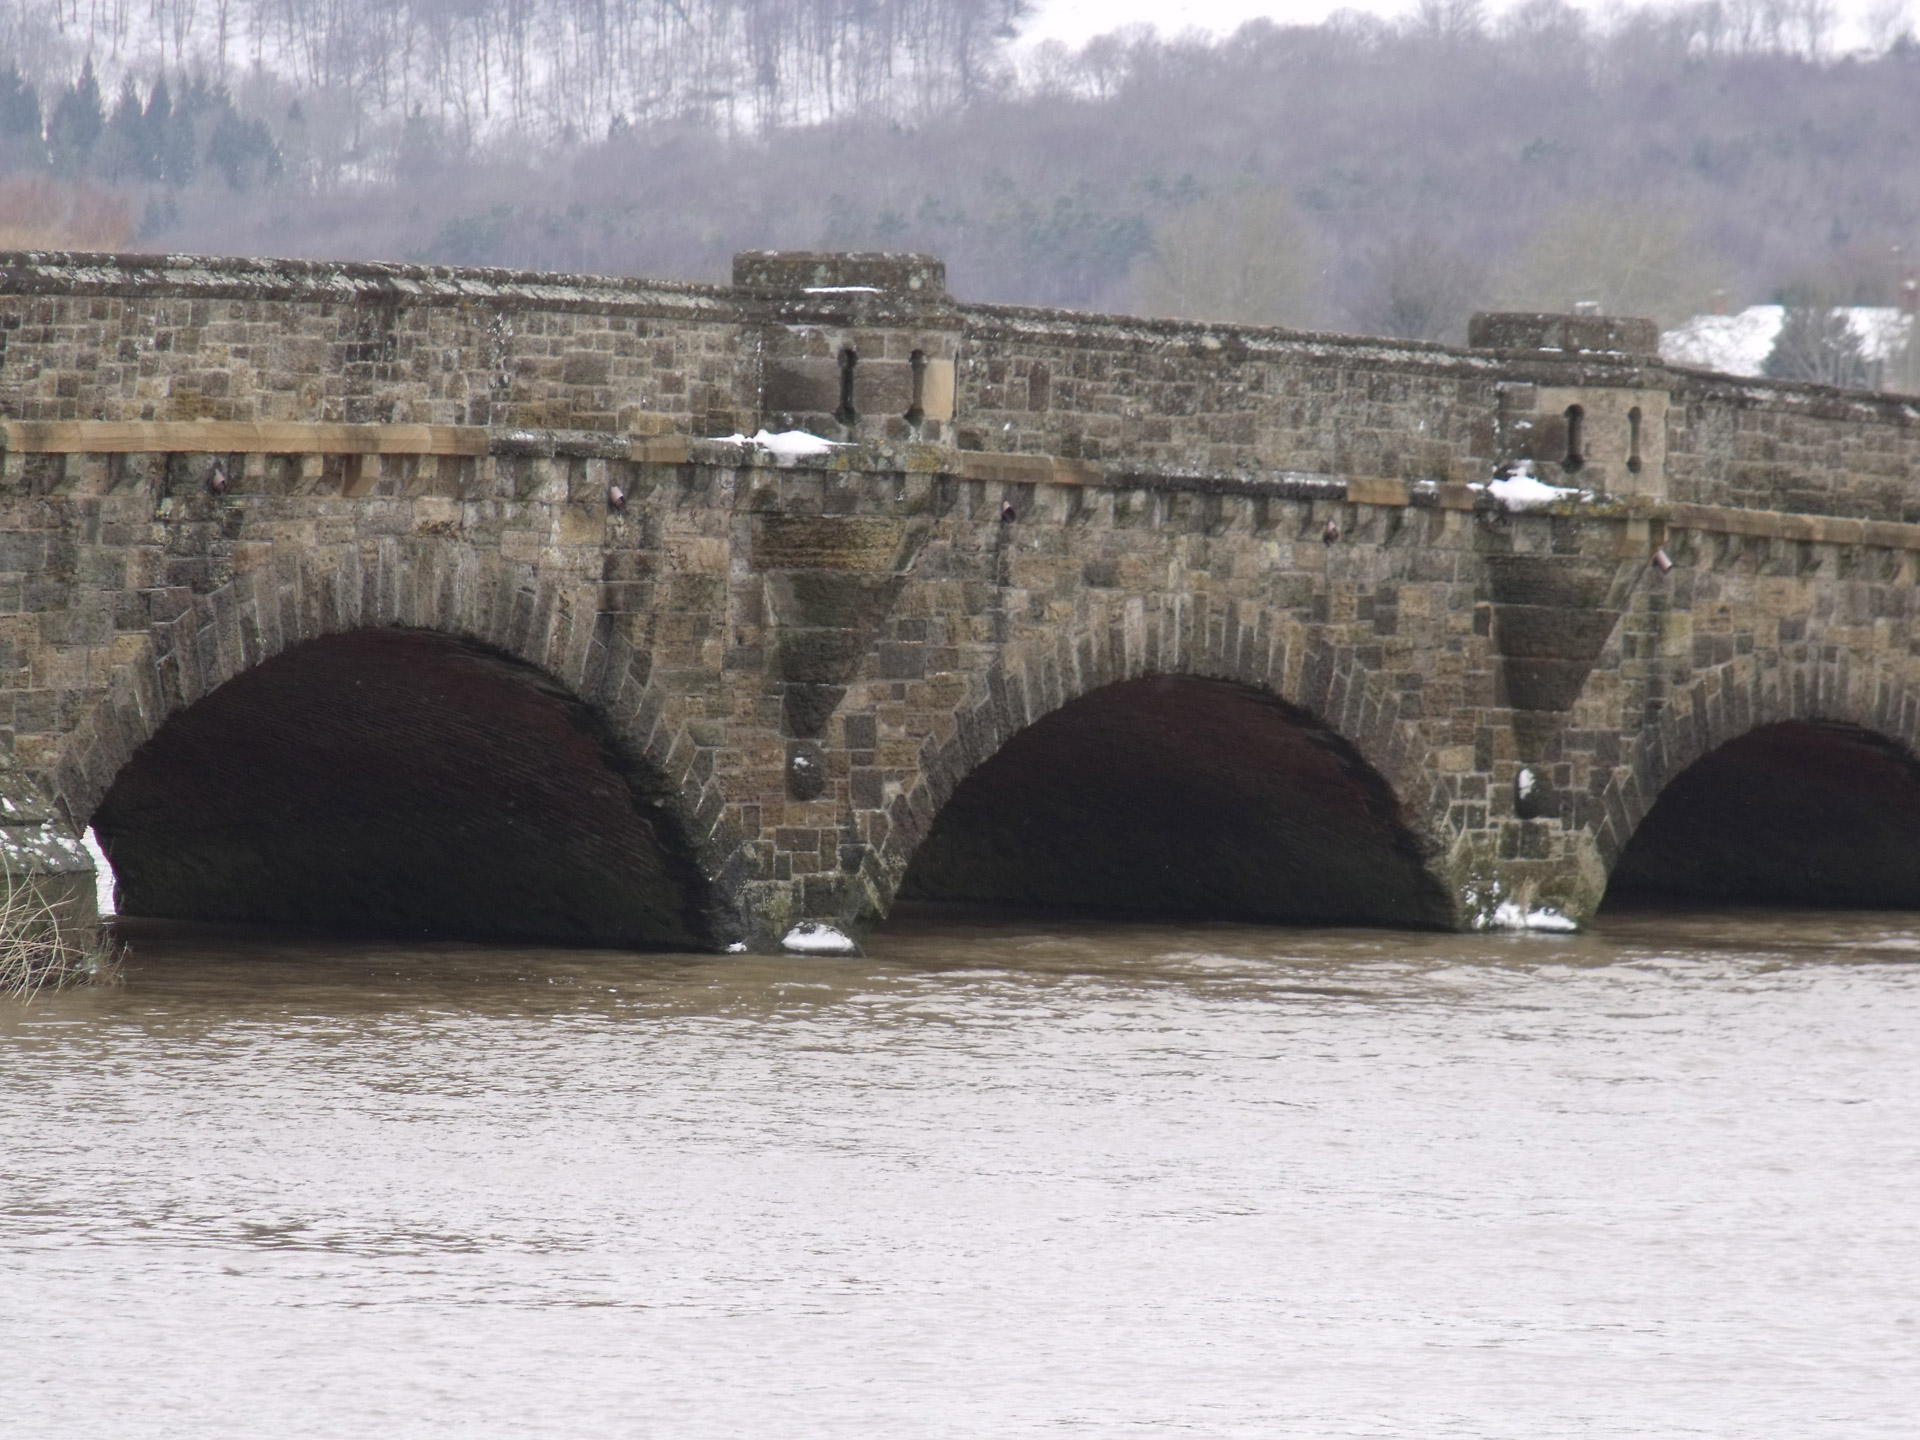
[3,905,1917,1437]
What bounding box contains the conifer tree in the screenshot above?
[1764,306,1872,389]
[101,78,149,181]
[47,63,105,176]
[146,77,192,185]
[0,68,43,169]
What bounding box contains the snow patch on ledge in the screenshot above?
[718,429,842,464]
[782,922,858,955]
[1485,902,1579,933]
[1470,462,1585,512]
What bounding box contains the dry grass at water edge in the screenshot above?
[0,875,121,1001]
[0,177,135,251]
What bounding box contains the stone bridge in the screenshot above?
[5,248,1920,954]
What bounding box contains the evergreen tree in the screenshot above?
[166,74,215,186]
[1764,306,1873,389]
[200,85,281,190]
[0,68,43,170]
[146,76,188,183]
[207,108,281,190]
[100,78,150,181]
[47,63,105,175]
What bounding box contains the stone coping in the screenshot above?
[643,439,1920,547]
[0,250,734,315]
[0,419,493,456]
[7,419,1914,552]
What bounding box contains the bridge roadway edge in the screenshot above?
[2,249,1918,953]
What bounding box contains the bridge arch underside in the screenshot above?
[89,628,713,948]
[1606,720,1920,910]
[896,676,1452,928]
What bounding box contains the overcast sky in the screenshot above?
[1020,0,1372,43]
[1018,0,1898,50]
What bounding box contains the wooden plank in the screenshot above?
[0,420,489,455]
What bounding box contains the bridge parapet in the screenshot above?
[3,248,1917,515]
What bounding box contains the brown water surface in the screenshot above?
[3,905,1917,1437]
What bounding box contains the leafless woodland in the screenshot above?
[2,0,1918,348]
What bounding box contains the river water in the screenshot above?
[3,905,1917,1438]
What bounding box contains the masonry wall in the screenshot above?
[1663,372,1920,521]
[950,307,1503,482]
[12,427,1920,947]
[725,466,1501,929]
[5,250,1920,951]
[0,437,773,950]
[0,255,755,436]
[6,253,1920,525]
[952,310,1920,521]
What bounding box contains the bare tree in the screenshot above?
[1129,185,1318,329]
[1494,203,1721,327]
[1345,236,1486,343]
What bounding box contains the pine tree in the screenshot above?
[202,86,282,190]
[163,75,206,186]
[47,63,105,176]
[0,68,43,169]
[101,78,149,181]
[1764,306,1872,389]
[146,76,185,183]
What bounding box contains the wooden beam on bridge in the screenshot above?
[0,420,491,456]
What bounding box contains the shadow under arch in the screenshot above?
[89,626,717,947]
[1604,719,1920,909]
[893,675,1452,927]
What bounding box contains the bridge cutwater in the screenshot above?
[3,249,1919,954]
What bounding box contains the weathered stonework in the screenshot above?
[3,249,1919,952]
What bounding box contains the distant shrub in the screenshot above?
[0,174,134,249]
[0,873,117,1000]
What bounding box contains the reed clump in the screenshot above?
[0,875,120,1000]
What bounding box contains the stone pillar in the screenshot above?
[1450,509,1651,933]
[724,253,965,954]
[1437,820,1610,935]
[734,250,964,447]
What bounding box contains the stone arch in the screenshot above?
[1591,636,1920,907]
[44,535,748,947]
[863,591,1456,928]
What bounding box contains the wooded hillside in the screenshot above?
[2,0,1917,344]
